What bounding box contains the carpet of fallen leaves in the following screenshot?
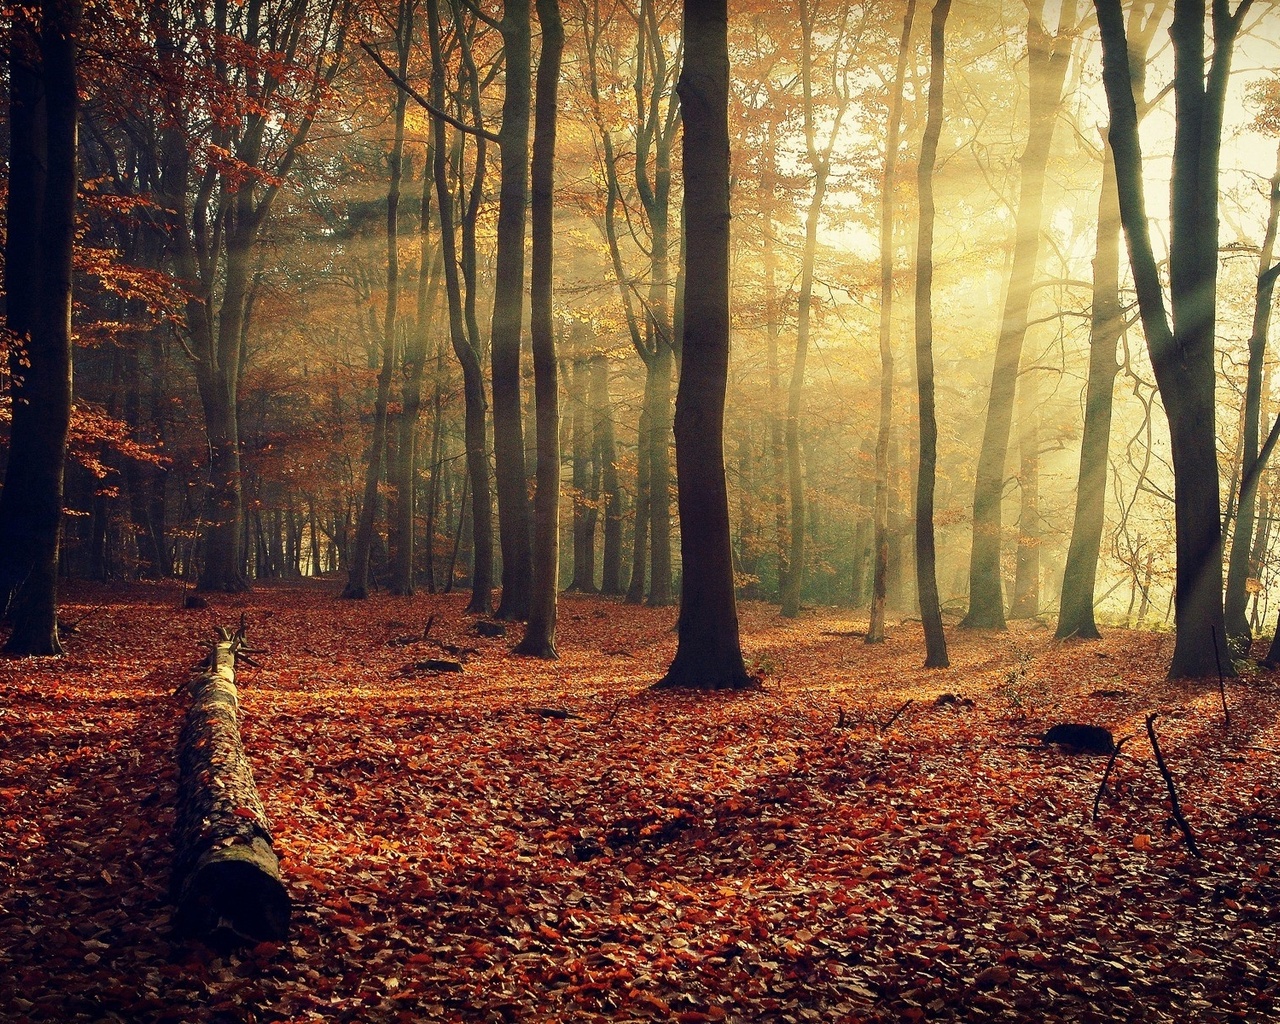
[2,580,1278,1024]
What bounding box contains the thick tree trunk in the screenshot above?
[492,0,534,622]
[172,627,288,943]
[868,0,916,643]
[515,0,563,659]
[1057,140,1123,640]
[1094,0,1241,679]
[656,0,752,691]
[914,0,952,669]
[0,0,79,655]
[963,2,1075,629]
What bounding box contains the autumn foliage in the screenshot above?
[1,583,1277,1022]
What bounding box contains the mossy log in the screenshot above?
[171,625,289,943]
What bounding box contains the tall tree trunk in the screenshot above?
[344,8,411,600]
[515,0,563,658]
[868,0,916,643]
[761,137,790,603]
[656,0,752,691]
[626,401,651,604]
[1010,403,1041,617]
[963,1,1075,629]
[592,353,623,594]
[1095,0,1246,678]
[1224,139,1280,648]
[647,340,674,604]
[427,0,493,613]
[492,0,535,621]
[914,0,952,669]
[0,0,79,655]
[1057,141,1124,638]
[569,348,596,592]
[390,145,439,596]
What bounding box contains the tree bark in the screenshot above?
[1057,140,1124,640]
[172,626,288,943]
[0,0,79,656]
[515,0,564,659]
[345,13,412,600]
[427,0,493,614]
[656,0,752,691]
[592,353,623,594]
[491,0,535,621]
[1224,139,1280,647]
[1094,0,1246,678]
[868,0,916,643]
[914,0,952,669]
[963,1,1075,629]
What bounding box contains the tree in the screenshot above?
[867,0,916,643]
[780,0,855,619]
[1224,134,1280,648]
[655,0,752,691]
[514,0,564,658]
[146,0,350,592]
[344,3,415,600]
[962,0,1076,629]
[1094,0,1251,678]
[424,0,495,613]
[913,0,951,670]
[0,0,81,655]
[1057,0,1168,641]
[491,0,535,621]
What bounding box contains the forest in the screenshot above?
[2,0,1280,1021]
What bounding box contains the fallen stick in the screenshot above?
[171,623,289,943]
[1091,735,1133,822]
[1212,626,1231,734]
[1145,713,1199,858]
[881,699,914,733]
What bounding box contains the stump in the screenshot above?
[171,625,289,944]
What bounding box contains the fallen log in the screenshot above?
[171,624,289,944]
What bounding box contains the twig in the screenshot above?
[422,614,435,640]
[1211,626,1231,734]
[1092,735,1133,821]
[881,699,914,733]
[1145,713,1200,857]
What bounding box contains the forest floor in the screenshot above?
[1,581,1277,1024]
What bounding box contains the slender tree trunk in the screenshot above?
[914,0,952,669]
[492,0,535,621]
[656,0,752,691]
[569,348,597,592]
[761,140,790,603]
[1057,140,1123,639]
[427,0,492,613]
[592,353,623,594]
[963,2,1075,629]
[344,18,410,599]
[1225,139,1280,647]
[627,400,651,604]
[515,0,563,658]
[647,339,674,604]
[868,0,916,643]
[1010,400,1040,617]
